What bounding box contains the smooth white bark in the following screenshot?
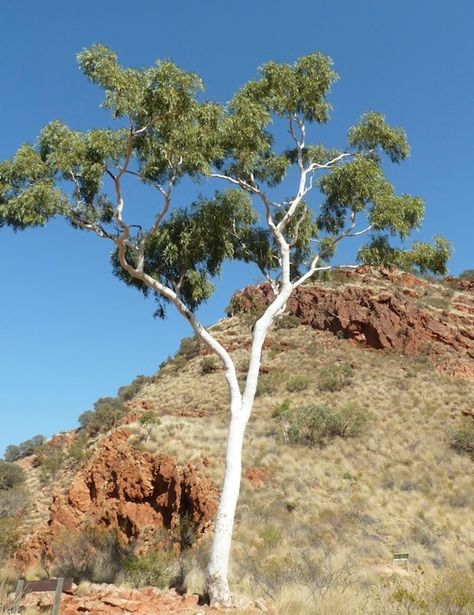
[206,286,293,606]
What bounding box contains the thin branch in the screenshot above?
[293,262,359,289]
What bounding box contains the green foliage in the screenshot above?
[0,518,20,563]
[78,396,126,435]
[67,431,91,464]
[358,235,452,275]
[275,403,371,447]
[0,461,25,490]
[111,190,256,315]
[459,269,474,281]
[139,411,161,426]
[201,356,219,374]
[118,374,150,402]
[348,112,410,163]
[123,552,176,589]
[177,336,200,360]
[52,526,130,584]
[3,434,45,462]
[0,46,450,323]
[318,363,353,392]
[36,442,67,482]
[274,313,301,330]
[286,375,310,392]
[255,372,281,397]
[450,422,474,459]
[271,399,292,420]
[0,488,28,519]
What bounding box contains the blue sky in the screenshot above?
[1,1,473,456]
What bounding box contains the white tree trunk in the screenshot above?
[206,408,249,606]
[206,289,291,606]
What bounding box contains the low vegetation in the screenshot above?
[0,461,25,491]
[3,435,45,462]
[318,363,353,392]
[2,280,473,613]
[274,402,372,446]
[450,420,474,459]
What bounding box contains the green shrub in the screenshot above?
[459,269,474,281]
[0,461,25,490]
[0,518,19,564]
[275,313,301,330]
[36,443,67,482]
[318,363,353,392]
[178,336,200,359]
[450,422,474,459]
[0,489,28,518]
[272,399,291,420]
[139,411,161,426]
[79,396,126,435]
[3,434,45,462]
[118,374,150,402]
[256,372,280,397]
[52,526,129,584]
[275,403,371,447]
[286,375,310,392]
[123,552,176,588]
[200,356,219,374]
[68,431,91,464]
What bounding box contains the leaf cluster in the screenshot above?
[112,189,258,314]
[0,45,452,311]
[3,434,45,462]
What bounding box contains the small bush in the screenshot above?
[275,313,301,330]
[0,489,29,518]
[52,526,130,584]
[286,375,310,392]
[139,411,161,426]
[3,434,45,462]
[68,431,91,464]
[459,269,474,281]
[272,399,291,420]
[118,374,150,402]
[200,356,219,374]
[79,396,126,435]
[256,372,281,397]
[0,518,20,564]
[178,336,200,360]
[0,461,25,490]
[37,443,66,482]
[318,363,353,392]
[123,552,176,588]
[450,422,474,459]
[275,403,371,447]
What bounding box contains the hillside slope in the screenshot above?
[2,268,474,614]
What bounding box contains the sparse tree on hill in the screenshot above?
[0,46,450,606]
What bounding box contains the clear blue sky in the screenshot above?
[1,1,473,456]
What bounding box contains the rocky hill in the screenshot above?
[1,267,473,615]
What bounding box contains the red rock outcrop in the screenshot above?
[15,430,217,570]
[17,583,262,614]
[231,267,474,380]
[19,585,203,615]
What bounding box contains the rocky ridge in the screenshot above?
[15,430,217,570]
[231,267,474,381]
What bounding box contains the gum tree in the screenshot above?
[0,46,450,606]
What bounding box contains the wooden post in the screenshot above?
[12,579,24,614]
[51,577,64,615]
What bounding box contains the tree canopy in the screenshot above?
[0,45,450,321]
[0,46,452,607]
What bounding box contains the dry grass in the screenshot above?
[5,277,473,613]
[126,309,474,612]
